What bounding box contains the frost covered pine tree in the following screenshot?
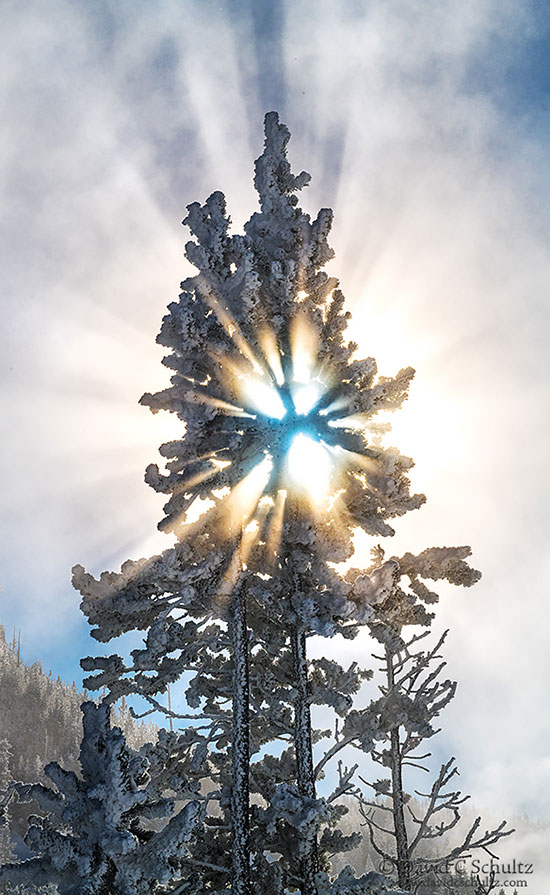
[70,112,430,894]
[0,702,202,894]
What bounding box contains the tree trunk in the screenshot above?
[230,582,251,895]
[386,649,411,890]
[291,624,319,895]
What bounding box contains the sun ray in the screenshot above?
[241,378,286,420]
[320,396,355,417]
[265,488,287,561]
[202,290,263,373]
[216,542,245,605]
[183,387,253,417]
[216,354,287,419]
[241,497,273,566]
[290,313,319,384]
[258,327,285,386]
[224,454,274,526]
[175,466,221,494]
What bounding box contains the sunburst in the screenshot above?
[134,113,425,611]
[159,307,399,587]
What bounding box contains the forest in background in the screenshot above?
[0,624,547,895]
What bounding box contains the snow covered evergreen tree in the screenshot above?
[72,112,427,895]
[0,701,202,894]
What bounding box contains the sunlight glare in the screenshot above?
[286,434,332,502]
[258,328,285,385]
[228,454,274,522]
[291,379,324,415]
[243,377,287,419]
[290,315,318,384]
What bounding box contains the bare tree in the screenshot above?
[347,547,513,891]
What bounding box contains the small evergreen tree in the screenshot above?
[0,702,202,894]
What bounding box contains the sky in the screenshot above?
[1,0,549,845]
